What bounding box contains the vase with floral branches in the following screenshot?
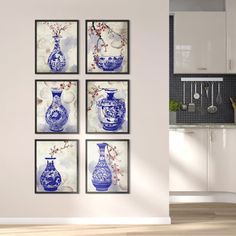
[43,22,72,72]
[40,141,73,192]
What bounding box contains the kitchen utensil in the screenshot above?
[207,82,217,114]
[204,82,210,98]
[199,82,204,114]
[193,82,200,100]
[181,82,187,111]
[216,82,223,105]
[188,82,195,112]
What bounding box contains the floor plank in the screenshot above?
[1,203,236,235]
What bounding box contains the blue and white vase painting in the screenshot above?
[40,157,62,192]
[47,35,66,72]
[36,20,78,73]
[36,80,79,133]
[36,140,78,193]
[87,140,129,193]
[86,21,129,73]
[92,143,112,191]
[87,80,129,133]
[45,88,69,132]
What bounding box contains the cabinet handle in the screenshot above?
[175,130,195,134]
[210,131,213,143]
[229,59,232,71]
[197,67,207,71]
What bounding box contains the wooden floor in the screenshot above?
[1,203,236,235]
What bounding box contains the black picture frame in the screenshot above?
[86,79,130,134]
[35,79,79,134]
[85,20,130,74]
[35,139,79,194]
[35,20,79,74]
[86,139,130,194]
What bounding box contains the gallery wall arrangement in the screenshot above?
[34,19,130,194]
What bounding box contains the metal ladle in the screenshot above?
[181,81,187,111]
[207,82,217,114]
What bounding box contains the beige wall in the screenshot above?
[0,0,169,218]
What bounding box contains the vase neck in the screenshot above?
[53,36,61,49]
[45,157,56,170]
[97,143,107,160]
[51,89,62,106]
[105,89,117,100]
[52,89,62,98]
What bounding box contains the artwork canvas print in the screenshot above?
[35,139,79,193]
[35,20,79,74]
[86,20,129,74]
[86,140,129,193]
[86,80,129,133]
[35,80,79,134]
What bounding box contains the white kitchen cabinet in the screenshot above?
[174,12,226,74]
[169,129,208,191]
[208,129,236,193]
[226,0,236,73]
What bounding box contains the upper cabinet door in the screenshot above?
[174,12,226,74]
[226,0,236,73]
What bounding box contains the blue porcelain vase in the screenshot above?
[95,55,123,71]
[48,35,66,72]
[92,143,112,192]
[45,89,69,132]
[97,89,126,131]
[40,157,62,192]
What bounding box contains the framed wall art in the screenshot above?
[86,20,130,74]
[35,20,79,74]
[86,139,130,193]
[35,80,79,134]
[86,80,129,134]
[35,139,79,194]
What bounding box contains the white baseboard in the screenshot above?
[0,217,171,225]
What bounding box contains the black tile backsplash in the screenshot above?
[170,16,236,123]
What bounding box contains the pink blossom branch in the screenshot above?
[49,141,73,157]
[87,85,104,111]
[106,144,123,185]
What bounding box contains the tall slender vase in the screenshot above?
[92,143,112,191]
[45,89,69,132]
[48,35,66,72]
[40,157,62,192]
[97,89,126,131]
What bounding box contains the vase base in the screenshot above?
[49,127,64,132]
[43,187,58,192]
[102,124,122,131]
[95,187,109,192]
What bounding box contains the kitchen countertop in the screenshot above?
[170,123,236,129]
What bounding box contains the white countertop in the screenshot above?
[170,124,236,129]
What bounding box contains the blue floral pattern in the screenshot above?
[40,157,62,192]
[45,89,68,132]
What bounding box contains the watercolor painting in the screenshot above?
[35,20,79,74]
[35,80,79,133]
[86,140,129,193]
[86,20,129,74]
[35,140,79,193]
[86,80,129,133]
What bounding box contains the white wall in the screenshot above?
[0,0,169,222]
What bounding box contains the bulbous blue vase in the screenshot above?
[92,143,112,192]
[45,89,69,132]
[40,157,62,192]
[97,89,126,131]
[48,35,66,72]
